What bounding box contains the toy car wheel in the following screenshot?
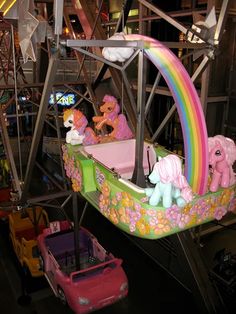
[57,287,67,305]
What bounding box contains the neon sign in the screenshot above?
[49,92,76,106]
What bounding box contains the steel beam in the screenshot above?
[73,192,80,270]
[173,231,228,313]
[0,107,22,195]
[63,7,98,114]
[21,53,59,202]
[138,0,213,44]
[131,49,146,188]
[72,0,137,131]
[214,0,231,45]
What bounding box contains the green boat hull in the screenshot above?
[62,143,236,240]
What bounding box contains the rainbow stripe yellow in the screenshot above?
[126,34,208,195]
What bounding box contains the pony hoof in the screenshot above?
[176,197,186,207]
[149,197,159,206]
[145,188,154,197]
[209,184,218,192]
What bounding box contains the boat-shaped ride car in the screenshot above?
[62,139,236,240]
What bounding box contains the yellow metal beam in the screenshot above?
[0,0,16,15]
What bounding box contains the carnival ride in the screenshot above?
[62,33,236,240]
[0,1,235,313]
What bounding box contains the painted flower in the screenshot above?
[121,192,133,207]
[116,192,122,201]
[103,207,110,218]
[71,178,80,192]
[64,158,76,179]
[195,200,211,218]
[140,208,146,215]
[149,216,158,227]
[118,207,130,224]
[99,194,110,213]
[228,197,236,214]
[136,219,150,235]
[111,197,118,206]
[134,202,142,211]
[182,203,192,215]
[95,167,105,187]
[102,182,110,198]
[129,223,136,233]
[129,210,142,222]
[149,211,171,235]
[62,152,68,163]
[166,205,181,226]
[109,208,119,224]
[219,189,233,206]
[153,219,171,235]
[214,206,227,220]
[186,214,198,226]
[61,144,67,154]
[140,196,149,203]
[177,213,190,228]
[146,209,157,217]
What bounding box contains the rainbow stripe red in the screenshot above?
[126,34,208,195]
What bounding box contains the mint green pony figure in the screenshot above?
[145,155,193,208]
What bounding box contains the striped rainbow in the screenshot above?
[125,34,208,195]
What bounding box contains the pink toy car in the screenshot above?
[37,220,128,314]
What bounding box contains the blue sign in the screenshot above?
[49,92,76,106]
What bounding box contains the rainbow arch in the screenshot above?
[125,34,208,195]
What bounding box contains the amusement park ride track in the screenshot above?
[0,1,234,313]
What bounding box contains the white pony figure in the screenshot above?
[145,155,193,208]
[63,109,98,146]
[63,109,85,145]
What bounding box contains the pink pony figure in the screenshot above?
[208,135,236,192]
[92,95,133,141]
[63,109,99,145]
[145,154,193,208]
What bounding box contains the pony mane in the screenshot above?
[103,94,118,104]
[73,110,87,131]
[154,155,193,202]
[102,95,120,118]
[63,109,73,122]
[208,135,236,166]
[110,102,120,115]
[154,155,183,185]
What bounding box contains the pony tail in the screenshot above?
[175,174,193,202]
[181,186,193,202]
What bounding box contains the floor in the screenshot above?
[0,166,236,314]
